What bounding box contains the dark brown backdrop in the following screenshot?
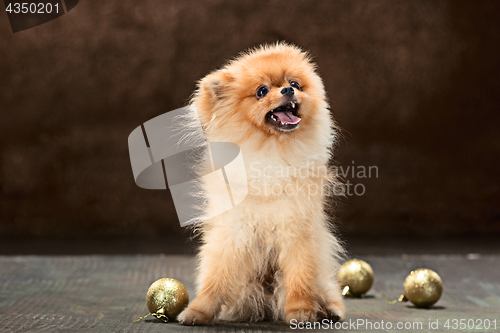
[1,1,499,248]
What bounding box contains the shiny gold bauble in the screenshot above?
[338,259,374,297]
[146,278,189,320]
[403,268,443,308]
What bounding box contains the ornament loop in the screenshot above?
[133,312,169,323]
[341,286,351,297]
[133,313,153,323]
[381,292,406,305]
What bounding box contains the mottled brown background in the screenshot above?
[1,0,499,252]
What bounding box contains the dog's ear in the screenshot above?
[198,70,235,102]
[195,70,235,125]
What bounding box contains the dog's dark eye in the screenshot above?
[290,81,301,91]
[256,86,269,98]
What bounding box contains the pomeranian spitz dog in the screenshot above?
[178,43,344,325]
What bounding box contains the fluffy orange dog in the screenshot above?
[178,43,344,325]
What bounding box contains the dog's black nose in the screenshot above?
[281,86,294,97]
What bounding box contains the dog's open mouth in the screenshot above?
[265,101,301,132]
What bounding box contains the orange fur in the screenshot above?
[178,43,344,325]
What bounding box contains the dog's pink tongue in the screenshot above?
[273,111,301,124]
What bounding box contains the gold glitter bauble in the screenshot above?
[146,278,189,320]
[403,268,443,308]
[338,259,374,297]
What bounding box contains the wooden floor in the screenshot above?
[1,254,499,332]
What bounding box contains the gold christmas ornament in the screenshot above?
[338,259,374,297]
[382,268,443,308]
[134,278,189,323]
[403,268,443,308]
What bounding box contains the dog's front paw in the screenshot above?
[285,308,317,324]
[178,307,213,326]
[322,300,345,322]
